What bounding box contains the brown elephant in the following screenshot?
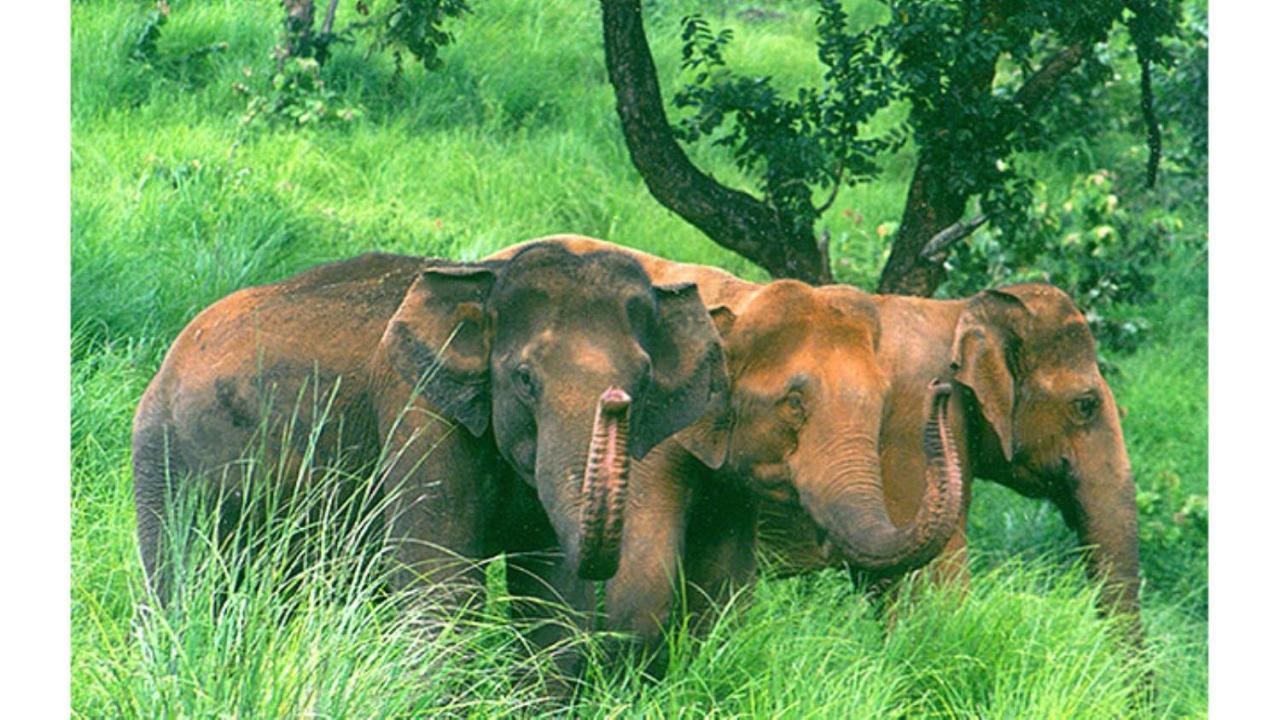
[499,236,1141,655]
[750,283,1144,647]
[486,236,965,667]
[131,241,730,668]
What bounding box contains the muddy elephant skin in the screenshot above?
[499,235,1141,655]
[487,236,965,667]
[131,242,728,657]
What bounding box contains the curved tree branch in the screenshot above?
[1011,42,1087,118]
[599,0,829,282]
[919,214,988,260]
[880,42,1090,297]
[814,164,845,216]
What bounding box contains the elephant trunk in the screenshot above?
[803,380,963,574]
[576,387,632,580]
[1059,430,1143,646]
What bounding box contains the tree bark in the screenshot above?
[877,43,1087,297]
[876,157,971,297]
[277,0,317,70]
[599,0,831,283]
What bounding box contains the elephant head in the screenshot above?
[689,281,963,576]
[950,284,1142,633]
[381,242,727,580]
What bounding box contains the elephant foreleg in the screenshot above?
[681,475,759,640]
[928,529,971,588]
[378,398,500,633]
[505,548,596,696]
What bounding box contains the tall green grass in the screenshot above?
[72,0,1207,716]
[90,379,586,718]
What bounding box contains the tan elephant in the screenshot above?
[755,283,1144,648]
[486,236,965,671]
[499,235,1142,656]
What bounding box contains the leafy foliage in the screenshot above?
[1152,1,1207,176]
[943,169,1180,357]
[671,0,1185,293]
[360,0,472,74]
[252,1,468,124]
[1135,467,1207,607]
[858,0,1179,234]
[129,2,229,87]
[674,1,903,236]
[235,56,364,127]
[132,1,470,127]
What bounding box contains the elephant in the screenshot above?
[486,236,965,668]
[739,284,1145,650]
[497,236,1142,658]
[130,241,730,672]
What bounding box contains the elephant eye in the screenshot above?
[514,363,538,401]
[780,389,806,423]
[1071,394,1099,422]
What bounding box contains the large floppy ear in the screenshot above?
[632,284,731,461]
[948,289,1029,462]
[380,260,498,437]
[671,305,737,469]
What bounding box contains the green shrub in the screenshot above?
[943,169,1181,358]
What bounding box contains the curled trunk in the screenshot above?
[576,387,632,580]
[804,380,964,575]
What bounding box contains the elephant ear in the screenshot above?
[949,289,1029,462]
[671,305,737,469]
[381,260,499,437]
[632,284,731,462]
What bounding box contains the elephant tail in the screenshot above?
[132,391,184,607]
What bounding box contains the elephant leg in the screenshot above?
[928,528,971,588]
[600,444,698,678]
[681,477,758,640]
[505,547,596,695]
[379,403,502,632]
[132,417,184,608]
[848,529,970,633]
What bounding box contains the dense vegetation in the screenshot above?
[72,1,1206,716]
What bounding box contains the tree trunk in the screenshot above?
[599,0,830,284]
[277,0,317,69]
[877,43,1086,297]
[876,156,969,297]
[600,1,1088,293]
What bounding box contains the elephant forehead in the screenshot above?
[737,290,873,343]
[561,338,633,375]
[524,327,644,373]
[1025,363,1101,398]
[496,243,654,299]
[732,314,874,375]
[1028,314,1097,364]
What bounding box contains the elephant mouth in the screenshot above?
[1049,460,1087,534]
[1007,457,1086,532]
[748,462,799,504]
